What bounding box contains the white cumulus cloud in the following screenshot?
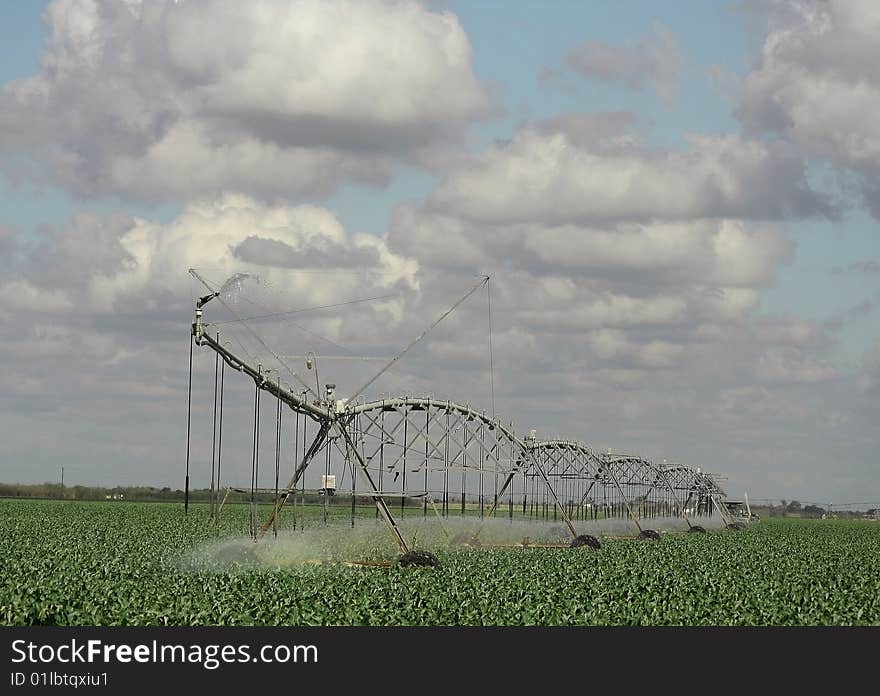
[427,116,833,225]
[0,0,492,200]
[738,0,880,216]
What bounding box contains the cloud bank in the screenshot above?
[0,0,492,200]
[738,0,880,216]
[0,0,877,503]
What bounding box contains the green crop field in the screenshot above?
[2,498,879,626]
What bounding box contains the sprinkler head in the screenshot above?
[197,291,220,308]
[450,533,481,548]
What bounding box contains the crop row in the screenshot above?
[2,499,878,625]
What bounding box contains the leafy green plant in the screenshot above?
[2,500,878,626]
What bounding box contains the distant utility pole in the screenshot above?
[61,466,64,488]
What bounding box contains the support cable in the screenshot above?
[487,277,496,420]
[346,275,489,404]
[189,269,316,398]
[211,294,397,326]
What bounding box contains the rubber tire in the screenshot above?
[569,534,601,550]
[398,550,442,569]
[638,529,661,541]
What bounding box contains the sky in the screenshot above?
[0,0,878,506]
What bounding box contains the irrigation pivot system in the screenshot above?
[185,269,736,566]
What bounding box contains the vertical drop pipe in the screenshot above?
[539,471,544,520]
[562,474,567,520]
[291,407,300,530]
[493,432,499,518]
[460,425,468,516]
[534,474,539,520]
[565,478,574,518]
[604,479,609,520]
[323,441,330,524]
[345,413,354,529]
[443,408,450,517]
[210,347,219,521]
[423,407,429,518]
[184,335,194,515]
[508,442,515,521]
[377,407,384,521]
[299,398,307,531]
[478,420,485,519]
[273,381,282,539]
[215,356,225,530]
[250,378,261,540]
[528,475,536,520]
[544,472,549,520]
[400,412,408,516]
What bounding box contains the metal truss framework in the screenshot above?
[190,293,732,553]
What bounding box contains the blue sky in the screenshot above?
[0,0,877,502]
[3,0,876,363]
[449,1,878,362]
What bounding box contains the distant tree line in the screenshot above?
[753,500,869,519]
[0,482,203,502]
[3,484,873,518]
[0,482,421,507]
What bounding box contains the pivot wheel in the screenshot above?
[398,550,442,568]
[637,529,661,541]
[569,534,601,550]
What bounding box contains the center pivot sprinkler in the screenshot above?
[186,268,739,566]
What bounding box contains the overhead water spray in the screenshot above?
[185,267,739,567]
